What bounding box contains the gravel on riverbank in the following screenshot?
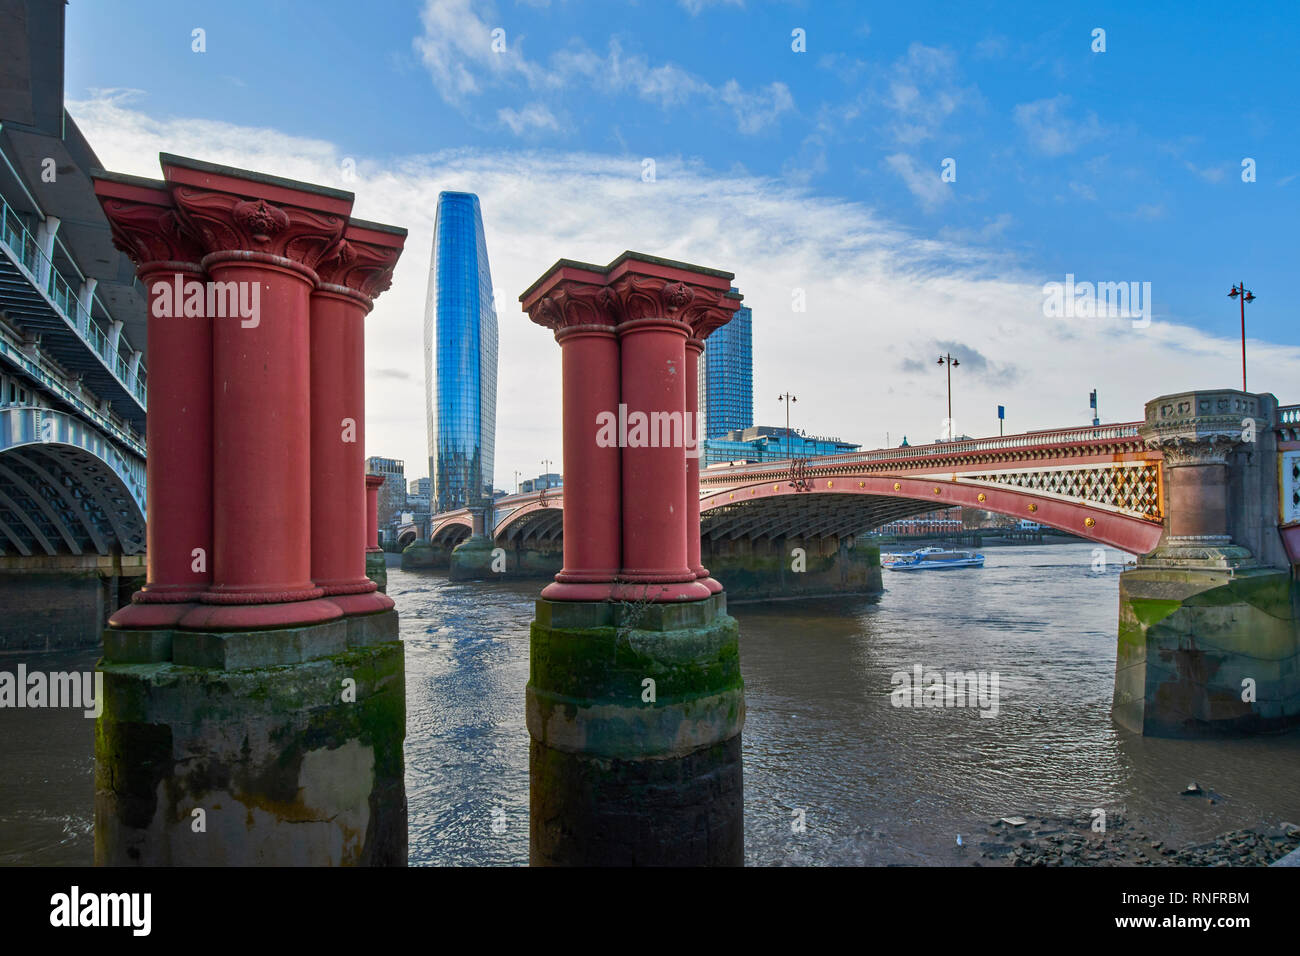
[969,811,1300,867]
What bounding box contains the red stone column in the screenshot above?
[615,306,708,600]
[684,337,720,594]
[684,289,742,593]
[366,474,384,552]
[93,174,212,628]
[521,270,622,601]
[310,220,406,615]
[164,155,352,629]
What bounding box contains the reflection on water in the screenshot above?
[3,543,1298,865]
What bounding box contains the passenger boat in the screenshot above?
[884,547,985,571]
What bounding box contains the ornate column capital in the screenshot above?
[160,153,352,276]
[316,219,408,306]
[520,251,740,337]
[1140,389,1268,467]
[522,278,610,334]
[91,172,204,272]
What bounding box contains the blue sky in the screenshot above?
[65,0,1299,483]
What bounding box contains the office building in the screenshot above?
[424,191,498,514]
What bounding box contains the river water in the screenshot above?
[4,542,1298,865]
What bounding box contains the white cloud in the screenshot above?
[678,0,744,14]
[1014,95,1103,156]
[412,0,791,136]
[69,94,1300,491]
[884,152,952,210]
[498,102,560,135]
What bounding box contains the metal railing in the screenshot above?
[0,325,145,458]
[0,193,147,407]
[705,422,1145,481]
[1280,405,1299,425]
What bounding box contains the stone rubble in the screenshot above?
[971,811,1300,867]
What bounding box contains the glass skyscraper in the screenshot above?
[424,192,498,514]
[698,287,753,439]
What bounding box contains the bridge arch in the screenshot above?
[700,471,1163,554]
[430,511,473,549]
[493,495,563,548]
[0,407,146,556]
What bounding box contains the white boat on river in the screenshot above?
[883,546,985,571]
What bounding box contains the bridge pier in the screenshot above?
[702,534,882,602]
[91,157,408,864]
[1114,390,1300,736]
[521,253,746,865]
[365,474,388,592]
[449,507,498,581]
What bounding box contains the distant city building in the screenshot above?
[877,507,963,537]
[425,191,498,515]
[700,426,859,467]
[698,287,752,439]
[519,472,562,494]
[409,477,431,498]
[366,456,406,531]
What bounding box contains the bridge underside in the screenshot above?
[0,443,145,556]
[496,506,563,548]
[702,494,940,544]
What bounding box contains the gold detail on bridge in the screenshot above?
[894,482,901,491]
[773,484,779,492]
[729,493,734,499]
[1028,503,1038,513]
[977,493,987,502]
[1085,517,1096,528]
[933,486,941,494]
[859,481,865,488]
[827,480,834,488]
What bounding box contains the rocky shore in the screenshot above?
[970,811,1300,867]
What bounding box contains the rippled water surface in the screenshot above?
[396,542,1300,866]
[4,542,1298,865]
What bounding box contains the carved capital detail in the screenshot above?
[170,186,346,269]
[316,237,400,299]
[100,199,204,267]
[1144,432,1241,466]
[524,281,610,333]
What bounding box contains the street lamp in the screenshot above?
[1228,282,1256,391]
[937,353,959,441]
[514,470,521,495]
[777,393,797,458]
[540,459,552,490]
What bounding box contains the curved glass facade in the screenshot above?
[424,192,498,514]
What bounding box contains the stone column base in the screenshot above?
[449,535,498,581]
[95,612,406,865]
[1139,539,1256,571]
[1114,566,1300,736]
[400,539,442,570]
[366,549,388,592]
[527,594,744,865]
